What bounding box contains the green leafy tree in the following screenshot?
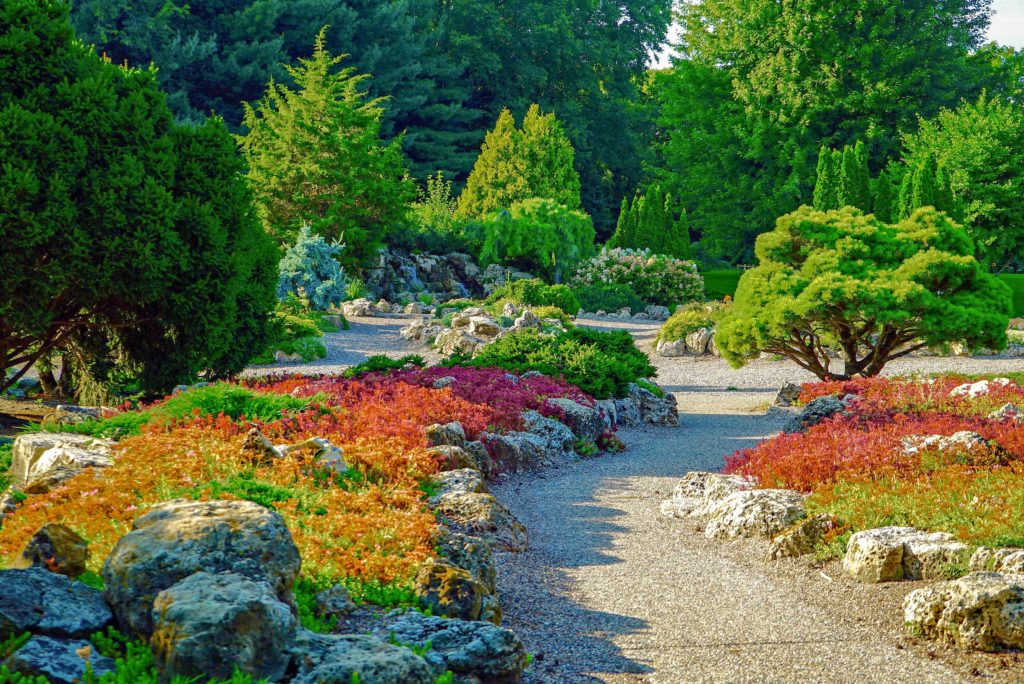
[239,31,415,271]
[0,0,278,398]
[478,199,596,283]
[656,0,995,261]
[900,95,1024,269]
[456,106,581,219]
[715,206,1011,381]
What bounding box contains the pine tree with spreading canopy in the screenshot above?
[715,206,1011,381]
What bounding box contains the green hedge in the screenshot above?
[1002,274,1024,317]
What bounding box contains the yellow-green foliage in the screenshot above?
[657,302,728,343]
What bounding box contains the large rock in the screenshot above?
[768,514,838,560]
[9,433,114,493]
[414,559,489,622]
[988,403,1024,422]
[510,310,542,333]
[949,378,1012,398]
[467,316,502,338]
[429,468,489,505]
[429,445,481,473]
[656,339,688,358]
[659,471,748,519]
[546,398,604,442]
[400,319,443,343]
[0,568,112,639]
[4,636,115,684]
[612,397,642,427]
[436,531,497,595]
[435,329,485,357]
[482,431,548,472]
[904,572,1024,651]
[151,572,295,681]
[843,527,968,583]
[783,396,845,433]
[627,383,679,427]
[102,499,301,638]
[773,382,803,407]
[970,547,1024,574]
[901,431,988,457]
[702,490,806,540]
[684,328,713,355]
[290,631,434,684]
[379,612,528,684]
[644,305,671,321]
[427,422,467,448]
[342,298,374,318]
[521,410,576,457]
[433,492,528,552]
[11,523,89,578]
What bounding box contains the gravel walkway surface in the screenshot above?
[246,314,1024,682]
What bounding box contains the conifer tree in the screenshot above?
[873,170,895,223]
[854,141,872,211]
[667,208,693,260]
[239,30,414,270]
[813,147,839,210]
[456,105,581,219]
[911,155,939,212]
[897,169,915,219]
[608,197,632,248]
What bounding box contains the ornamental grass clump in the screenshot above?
[571,248,704,308]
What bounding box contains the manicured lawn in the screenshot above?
[1001,274,1024,317]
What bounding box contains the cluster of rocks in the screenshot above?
[342,296,432,319]
[0,498,529,684]
[363,249,536,304]
[584,305,672,322]
[655,327,717,357]
[401,305,566,358]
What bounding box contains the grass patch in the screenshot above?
[36,383,318,439]
[998,274,1024,317]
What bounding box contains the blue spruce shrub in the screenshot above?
[277,225,349,310]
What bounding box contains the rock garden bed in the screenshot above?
[661,372,1024,654]
[0,356,677,682]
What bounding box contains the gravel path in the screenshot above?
[247,314,1024,682]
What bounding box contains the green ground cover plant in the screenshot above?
[484,279,581,315]
[656,302,728,344]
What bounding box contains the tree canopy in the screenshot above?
[239,31,414,271]
[715,206,1011,380]
[0,0,278,398]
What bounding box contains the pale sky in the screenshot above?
[653,0,1024,68]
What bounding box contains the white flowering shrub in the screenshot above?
[571,248,704,307]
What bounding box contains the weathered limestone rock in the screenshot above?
[11,523,89,578]
[656,339,688,358]
[4,636,115,684]
[843,527,968,583]
[433,376,457,389]
[644,305,671,321]
[613,397,642,427]
[970,547,1024,574]
[9,433,114,493]
[684,328,713,355]
[521,410,576,456]
[428,445,480,473]
[467,316,501,338]
[315,584,356,618]
[44,405,102,428]
[426,422,466,448]
[151,572,296,682]
[400,319,443,343]
[290,631,434,684]
[433,492,528,552]
[429,469,489,505]
[464,441,493,479]
[773,382,803,407]
[102,499,301,638]
[627,383,679,427]
[482,431,548,472]
[546,398,604,442]
[950,378,1012,398]
[901,431,987,457]
[988,403,1024,422]
[703,489,806,540]
[904,572,1024,651]
[436,531,497,595]
[414,559,488,622]
[379,612,528,684]
[0,568,112,639]
[783,396,845,433]
[342,298,374,318]
[659,471,748,519]
[768,514,838,560]
[435,328,485,357]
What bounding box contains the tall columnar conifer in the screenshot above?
[813,147,839,210]
[872,171,895,223]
